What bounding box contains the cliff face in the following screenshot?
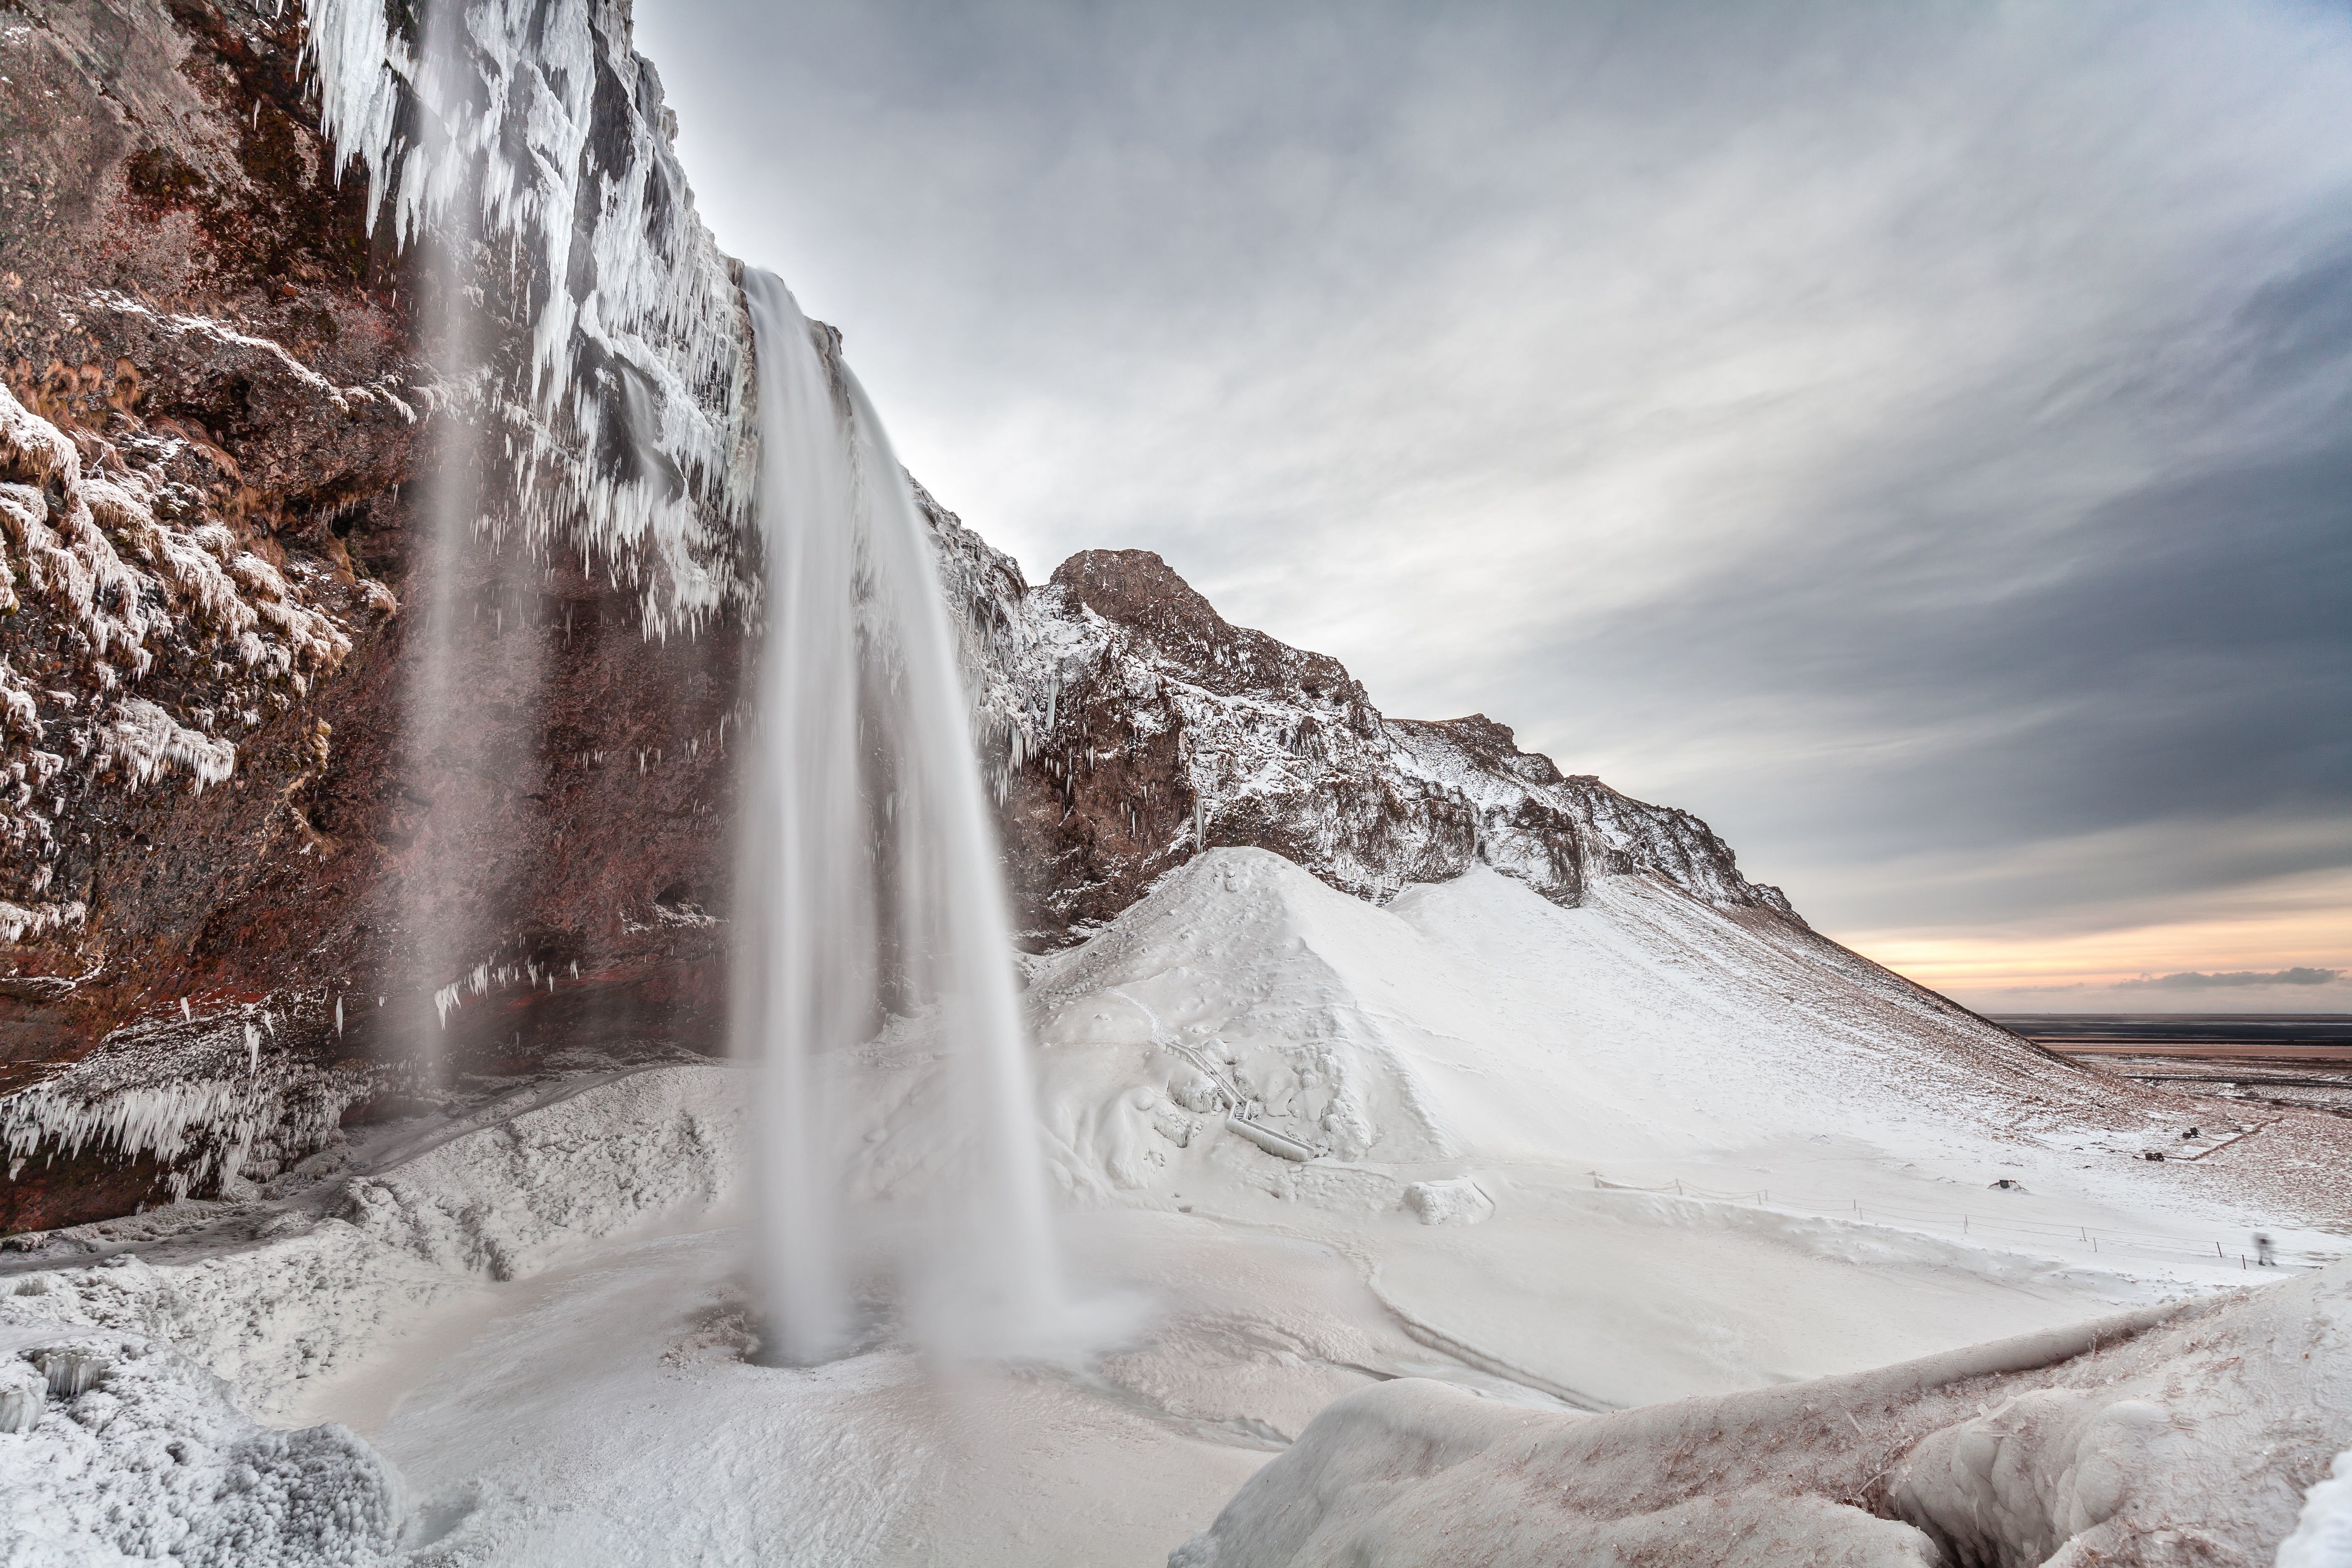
[1,0,1803,1232]
[0,0,753,1228]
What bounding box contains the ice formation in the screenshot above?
[732,273,1066,1362]
[301,0,756,636]
[0,376,364,926]
[0,1010,376,1207]
[1171,1262,2352,1567]
[0,1326,404,1566]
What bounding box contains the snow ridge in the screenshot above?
[1173,1265,2352,1568]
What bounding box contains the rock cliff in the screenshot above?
[2,0,1822,1233]
[926,503,1796,946]
[0,0,752,1227]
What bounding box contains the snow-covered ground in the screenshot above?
[3,852,2344,1563]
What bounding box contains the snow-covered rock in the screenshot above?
[0,1325,404,1567]
[918,520,1798,947]
[1172,1262,2352,1568]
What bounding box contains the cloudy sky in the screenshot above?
[634,0,2352,1011]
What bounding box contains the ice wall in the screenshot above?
[302,0,757,637]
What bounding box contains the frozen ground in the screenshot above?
[2,852,2346,1563]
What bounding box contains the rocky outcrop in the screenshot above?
[925,503,1796,945]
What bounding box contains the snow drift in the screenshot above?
[0,1064,744,1562]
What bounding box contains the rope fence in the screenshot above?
[1585,1172,2336,1274]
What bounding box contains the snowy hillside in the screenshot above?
[1024,848,2311,1204]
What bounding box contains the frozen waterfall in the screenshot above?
[735,272,1068,1364]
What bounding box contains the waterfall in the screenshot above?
[394,0,490,1088]
[735,272,1067,1363]
[390,0,547,1088]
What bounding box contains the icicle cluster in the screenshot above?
[302,0,758,637]
[0,1006,376,1204]
[428,949,571,1028]
[0,380,365,905]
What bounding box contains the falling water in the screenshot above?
[392,0,547,1087]
[734,271,1065,1364]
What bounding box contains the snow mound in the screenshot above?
[0,1065,744,1416]
[1175,1261,2352,1567]
[0,1325,404,1567]
[2277,1452,2352,1568]
[342,1064,744,1281]
[1028,847,2149,1204]
[1403,1179,1493,1227]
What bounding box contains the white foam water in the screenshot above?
[735,272,1068,1364]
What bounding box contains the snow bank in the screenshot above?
[1172,1262,2352,1567]
[0,1325,403,1567]
[0,1066,744,1562]
[0,1064,744,1417]
[2277,1452,2352,1568]
[342,1063,745,1280]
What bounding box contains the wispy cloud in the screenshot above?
[2117,967,2344,990]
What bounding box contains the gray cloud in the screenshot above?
[2117,968,2346,990]
[634,0,2352,949]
